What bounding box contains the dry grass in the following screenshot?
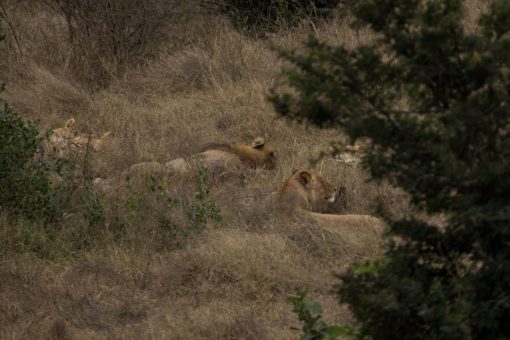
[0,230,352,339]
[0,1,486,338]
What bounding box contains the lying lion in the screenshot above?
[43,118,112,186]
[271,168,386,260]
[165,137,276,179]
[45,118,79,158]
[45,118,112,158]
[92,137,275,193]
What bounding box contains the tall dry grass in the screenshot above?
[0,1,485,338]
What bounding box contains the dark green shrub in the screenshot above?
[0,104,53,222]
[272,0,510,338]
[210,0,342,36]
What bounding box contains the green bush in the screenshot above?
[272,0,510,338]
[0,104,53,222]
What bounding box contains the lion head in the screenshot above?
[46,118,79,157]
[271,168,337,213]
[51,118,78,141]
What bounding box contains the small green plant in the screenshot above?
[108,172,185,248]
[188,167,222,230]
[159,191,182,237]
[289,290,354,340]
[81,184,104,227]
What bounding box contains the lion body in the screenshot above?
[271,169,385,259]
[45,118,111,158]
[73,131,112,152]
[203,140,276,170]
[166,137,276,179]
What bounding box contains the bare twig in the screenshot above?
[0,0,22,56]
[80,133,92,189]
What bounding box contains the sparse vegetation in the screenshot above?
[188,167,223,230]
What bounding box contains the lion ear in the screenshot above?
[101,131,112,139]
[299,171,312,186]
[65,118,76,128]
[291,167,303,175]
[251,137,265,149]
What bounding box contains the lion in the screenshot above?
[45,118,79,158]
[44,118,112,187]
[271,168,338,213]
[166,137,276,179]
[91,137,275,194]
[201,137,276,170]
[73,131,112,152]
[45,118,112,158]
[271,168,386,260]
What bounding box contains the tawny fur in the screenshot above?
[73,131,112,152]
[45,118,79,158]
[202,137,276,170]
[271,168,337,213]
[166,137,276,178]
[45,118,112,157]
[271,168,386,259]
